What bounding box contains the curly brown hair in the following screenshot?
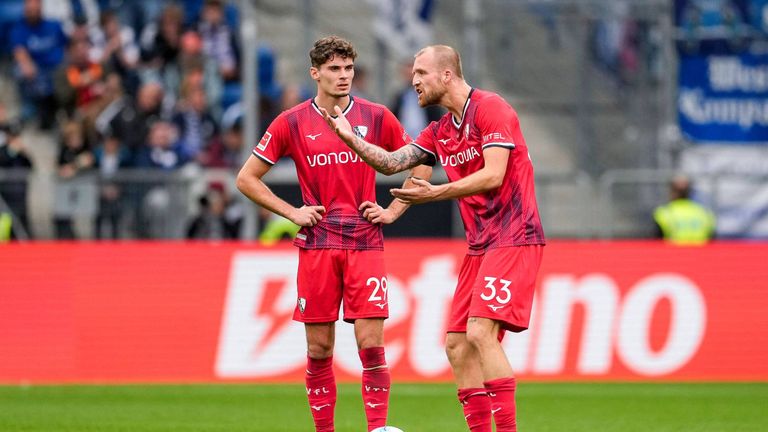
[309,36,357,68]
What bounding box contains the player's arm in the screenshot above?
[320,105,430,175]
[360,164,433,224]
[391,147,510,204]
[236,155,325,226]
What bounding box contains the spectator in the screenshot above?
[200,111,241,169]
[54,36,110,118]
[173,83,218,162]
[42,0,100,37]
[92,10,140,94]
[175,30,223,113]
[186,181,243,239]
[390,59,443,138]
[93,130,131,239]
[108,80,165,163]
[198,0,238,81]
[54,120,95,238]
[139,4,184,81]
[653,174,717,245]
[10,0,68,129]
[133,120,187,170]
[0,108,32,240]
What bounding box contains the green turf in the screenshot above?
[0,383,765,431]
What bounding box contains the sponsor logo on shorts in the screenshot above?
[488,304,505,312]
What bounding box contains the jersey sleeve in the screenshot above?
[252,115,289,165]
[476,96,518,150]
[412,121,438,166]
[379,108,412,151]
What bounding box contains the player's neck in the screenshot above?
[444,82,473,122]
[313,94,352,115]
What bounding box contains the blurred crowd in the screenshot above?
[0,0,303,241]
[0,0,443,242]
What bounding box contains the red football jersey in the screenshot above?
[253,96,410,250]
[413,88,546,254]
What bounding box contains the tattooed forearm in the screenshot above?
[350,137,429,175]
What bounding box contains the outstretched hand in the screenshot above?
[319,105,356,144]
[390,177,441,205]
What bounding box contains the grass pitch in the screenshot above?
[0,382,765,431]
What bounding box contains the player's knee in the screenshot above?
[465,324,495,351]
[445,334,469,364]
[307,341,334,359]
[355,332,384,350]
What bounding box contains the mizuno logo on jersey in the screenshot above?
[306,151,364,167]
[306,133,322,140]
[438,138,451,145]
[439,147,480,167]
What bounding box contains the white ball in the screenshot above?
[370,427,405,432]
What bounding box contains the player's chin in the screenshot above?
[331,90,350,98]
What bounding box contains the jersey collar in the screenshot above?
[311,95,355,118]
[452,88,474,129]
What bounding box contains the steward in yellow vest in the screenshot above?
[653,175,715,245]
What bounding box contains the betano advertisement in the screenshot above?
[1,241,766,383]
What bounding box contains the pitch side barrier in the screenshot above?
[1,240,765,383]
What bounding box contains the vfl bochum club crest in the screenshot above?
[353,126,368,139]
[298,297,307,314]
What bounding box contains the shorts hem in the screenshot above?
[342,313,388,324]
[293,316,338,324]
[469,313,529,333]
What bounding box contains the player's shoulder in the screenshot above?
[352,96,394,116]
[279,99,313,118]
[473,89,517,116]
[474,89,511,107]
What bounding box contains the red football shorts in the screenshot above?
[294,248,389,323]
[447,245,544,333]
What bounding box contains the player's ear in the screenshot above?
[441,69,451,84]
[309,66,319,80]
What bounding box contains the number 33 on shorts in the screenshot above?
[480,276,512,309]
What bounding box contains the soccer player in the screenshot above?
[321,45,545,432]
[236,36,411,432]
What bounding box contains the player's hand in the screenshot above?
[390,177,439,204]
[359,201,396,224]
[290,205,326,227]
[319,105,356,144]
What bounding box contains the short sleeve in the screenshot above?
[379,108,412,151]
[413,121,438,165]
[476,96,518,150]
[252,115,289,165]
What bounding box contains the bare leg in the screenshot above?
[305,323,336,432]
[446,332,493,432]
[466,317,518,432]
